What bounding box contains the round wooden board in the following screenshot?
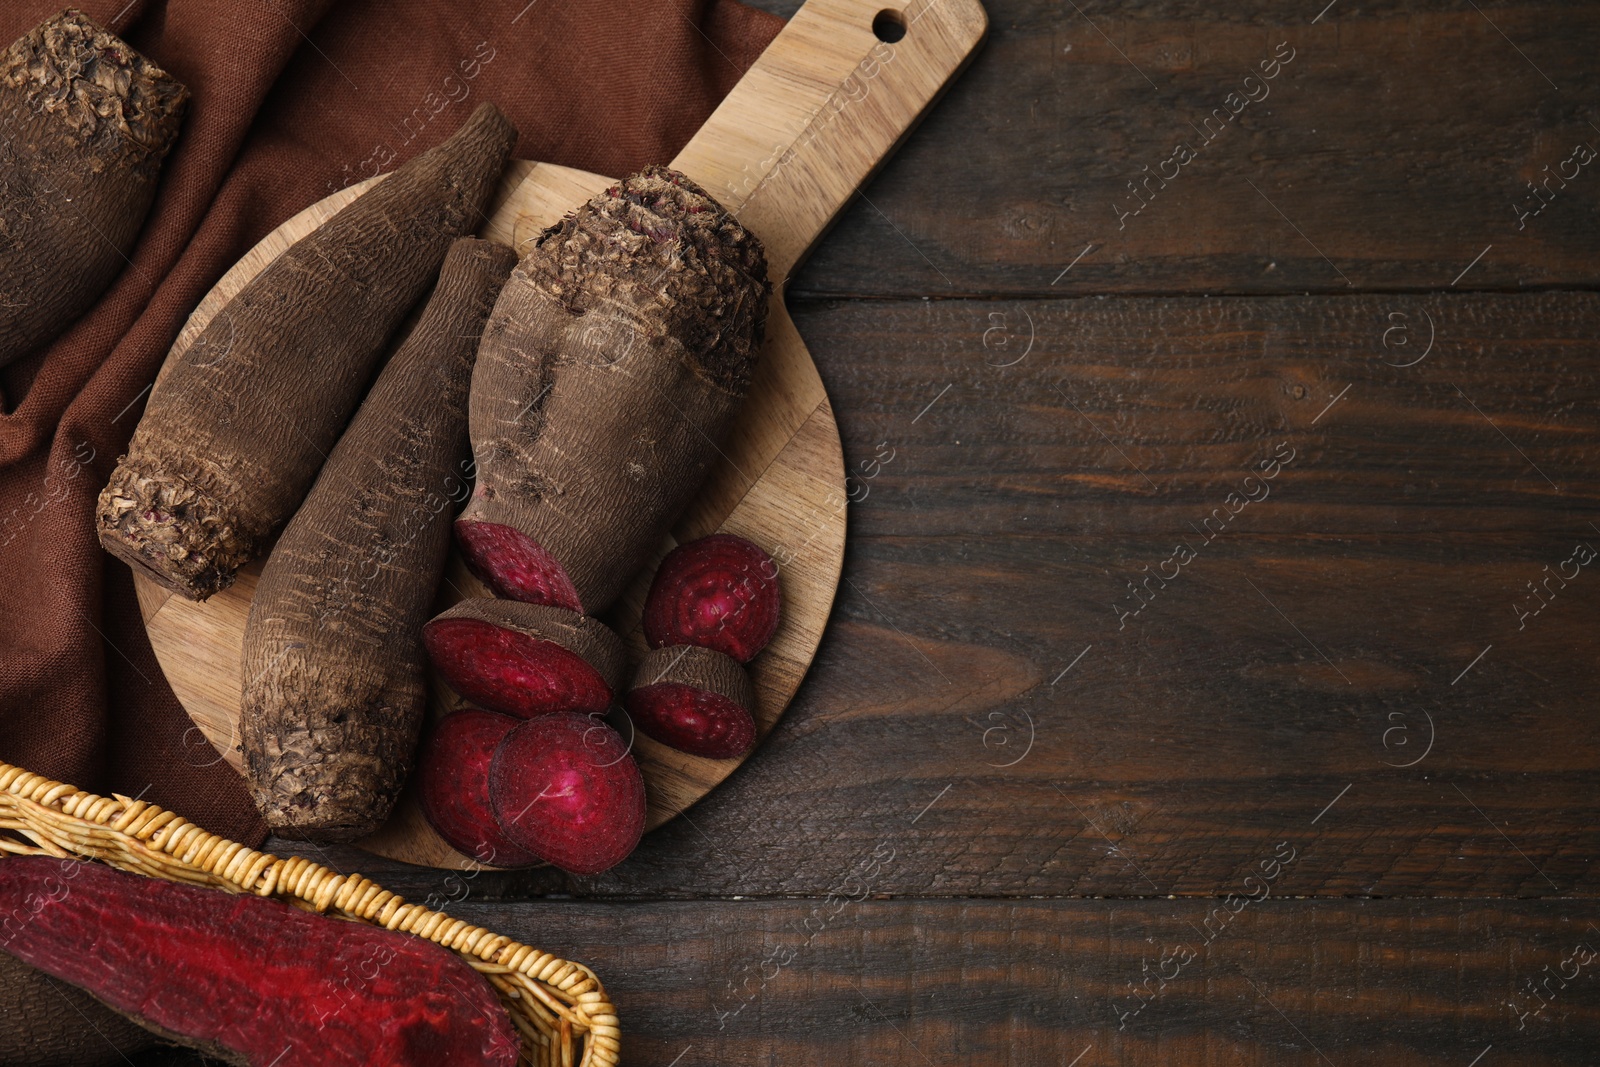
[133,159,847,869]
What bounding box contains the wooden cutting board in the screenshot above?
[132,0,988,869]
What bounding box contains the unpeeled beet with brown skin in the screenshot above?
[0,10,188,368]
[97,101,517,601]
[417,708,540,868]
[239,237,517,841]
[457,164,770,615]
[0,857,519,1066]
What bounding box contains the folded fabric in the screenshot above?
[0,0,783,845]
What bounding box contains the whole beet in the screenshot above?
[0,10,187,367]
[240,238,516,841]
[98,102,516,601]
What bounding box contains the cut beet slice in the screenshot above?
[417,709,541,867]
[0,857,520,1066]
[625,644,757,760]
[423,599,624,718]
[489,712,645,875]
[456,519,583,611]
[642,533,781,662]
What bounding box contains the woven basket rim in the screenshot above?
[0,761,619,1067]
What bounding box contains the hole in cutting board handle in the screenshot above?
[873,8,907,42]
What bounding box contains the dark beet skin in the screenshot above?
[0,11,188,368]
[0,857,520,1066]
[417,709,540,867]
[422,599,624,719]
[489,713,645,876]
[642,534,782,662]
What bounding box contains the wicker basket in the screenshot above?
[0,761,618,1067]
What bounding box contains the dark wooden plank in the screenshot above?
[100,898,1600,1065]
[782,0,1600,298]
[453,900,1600,1066]
[274,290,1600,900]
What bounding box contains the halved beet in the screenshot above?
[423,599,625,718]
[489,712,645,875]
[417,709,541,867]
[456,519,583,611]
[625,645,757,760]
[642,533,781,662]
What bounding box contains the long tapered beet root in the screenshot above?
[0,857,519,1066]
[626,644,757,759]
[423,599,625,719]
[97,102,517,601]
[457,165,770,614]
[0,11,187,368]
[0,951,161,1066]
[418,709,540,867]
[238,238,517,841]
[490,712,645,875]
[643,534,782,662]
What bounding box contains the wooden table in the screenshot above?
[144,1,1600,1063]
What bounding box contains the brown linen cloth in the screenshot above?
[0,0,784,845]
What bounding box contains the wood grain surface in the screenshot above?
[777,0,1600,298]
[127,0,1600,1063]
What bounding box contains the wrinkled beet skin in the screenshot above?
[643,534,781,662]
[0,858,519,1066]
[423,617,614,718]
[489,713,645,875]
[418,709,541,867]
[626,682,756,759]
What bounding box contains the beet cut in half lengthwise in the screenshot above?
[423,599,625,719]
[97,101,517,601]
[457,165,771,615]
[626,644,757,760]
[490,712,645,875]
[643,533,782,662]
[417,708,540,868]
[0,857,520,1066]
[0,10,187,368]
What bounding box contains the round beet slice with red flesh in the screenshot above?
[489,712,645,875]
[625,644,757,760]
[455,519,583,611]
[417,709,541,868]
[642,533,781,662]
[423,599,625,719]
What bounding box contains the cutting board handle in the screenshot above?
[672,0,987,284]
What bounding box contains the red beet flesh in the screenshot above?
[423,617,614,718]
[0,857,519,1065]
[456,519,582,611]
[627,682,756,759]
[642,533,781,662]
[489,712,645,875]
[417,709,541,867]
